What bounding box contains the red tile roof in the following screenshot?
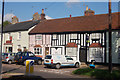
[29,12,120,34]
[66,42,78,47]
[89,43,102,48]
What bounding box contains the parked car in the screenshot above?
[44,54,81,69]
[2,53,16,64]
[14,52,42,65]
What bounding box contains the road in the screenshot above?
[1,63,99,80]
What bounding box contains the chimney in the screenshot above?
[33,12,40,21]
[12,16,19,24]
[84,6,95,16]
[41,9,46,20]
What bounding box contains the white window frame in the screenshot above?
[53,34,58,39]
[70,34,77,39]
[34,47,42,55]
[18,32,21,40]
[36,35,42,40]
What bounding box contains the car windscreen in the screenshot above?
[45,55,52,59]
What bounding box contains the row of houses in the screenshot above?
[2,7,120,64]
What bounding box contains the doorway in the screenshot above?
[79,48,86,62]
[8,47,12,52]
[45,47,49,56]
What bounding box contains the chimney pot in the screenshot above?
[42,9,44,14]
[86,5,88,10]
[70,14,72,18]
[41,9,46,20]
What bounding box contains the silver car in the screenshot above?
[2,53,16,64]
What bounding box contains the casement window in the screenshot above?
[36,35,42,40]
[53,34,58,39]
[118,46,120,59]
[34,47,42,55]
[18,32,21,40]
[70,34,77,39]
[91,48,102,58]
[91,33,100,39]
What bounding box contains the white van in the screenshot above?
[44,54,81,69]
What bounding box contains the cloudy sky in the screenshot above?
[0,0,119,24]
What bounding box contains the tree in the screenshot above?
[3,21,11,27]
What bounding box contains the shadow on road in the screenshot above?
[2,75,46,80]
[2,66,23,74]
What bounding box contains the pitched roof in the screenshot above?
[29,12,120,34]
[3,20,40,33]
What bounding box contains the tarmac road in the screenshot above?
[1,63,100,80]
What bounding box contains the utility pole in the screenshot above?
[108,0,112,73]
[0,0,4,79]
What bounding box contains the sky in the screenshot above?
[0,0,119,24]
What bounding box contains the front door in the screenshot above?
[79,48,86,62]
[8,47,12,52]
[45,47,49,56]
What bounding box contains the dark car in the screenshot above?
[14,52,42,65]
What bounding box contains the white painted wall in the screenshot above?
[3,31,29,53]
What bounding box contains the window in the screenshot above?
[18,32,21,40]
[36,35,42,40]
[118,46,120,59]
[70,34,77,39]
[28,52,35,57]
[91,33,100,39]
[34,47,42,55]
[53,34,58,39]
[91,48,102,58]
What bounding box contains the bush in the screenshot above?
[72,68,120,80]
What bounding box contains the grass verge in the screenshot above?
[72,68,120,79]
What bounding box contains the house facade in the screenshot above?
[3,12,41,53]
[29,8,120,64]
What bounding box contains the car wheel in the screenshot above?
[75,63,79,68]
[37,60,42,65]
[55,64,60,69]
[8,60,12,64]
